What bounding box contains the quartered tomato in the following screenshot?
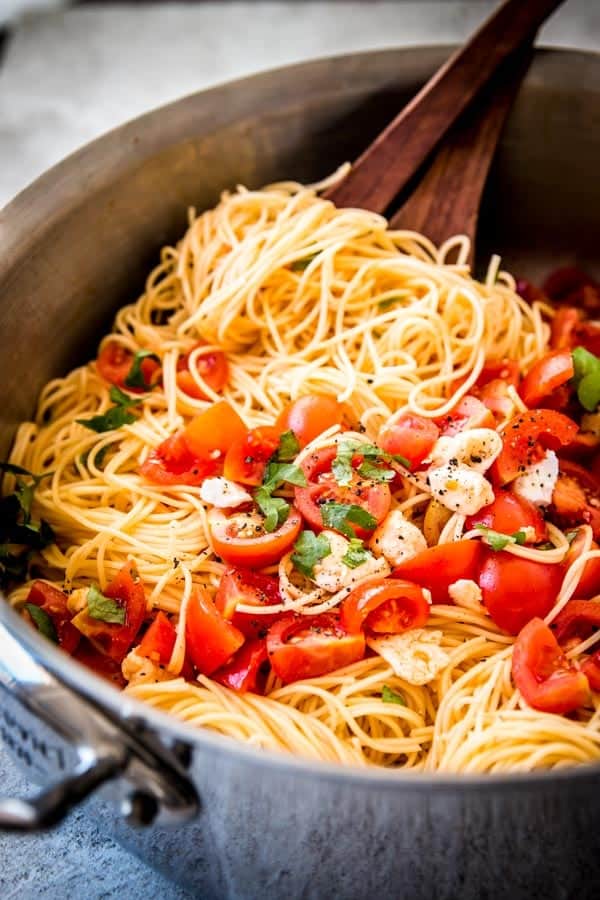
[267,613,365,684]
[377,414,439,469]
[138,611,177,665]
[208,506,302,568]
[491,409,578,486]
[183,401,247,460]
[294,446,390,537]
[392,540,483,605]
[140,431,219,486]
[223,426,281,486]
[97,340,161,393]
[519,350,574,409]
[512,617,590,714]
[276,395,346,448]
[24,580,80,654]
[215,567,282,637]
[478,552,564,635]
[465,490,546,543]
[437,395,495,436]
[340,577,430,635]
[213,639,269,694]
[176,342,228,400]
[564,528,600,598]
[71,563,147,662]
[552,600,600,644]
[185,588,245,675]
[551,459,600,540]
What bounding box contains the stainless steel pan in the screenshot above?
[1,47,600,899]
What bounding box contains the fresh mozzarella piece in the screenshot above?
[200,477,253,508]
[122,649,172,686]
[370,509,427,566]
[367,629,450,685]
[312,530,389,592]
[428,428,502,473]
[66,586,88,615]
[513,449,559,507]
[427,464,494,516]
[448,578,483,607]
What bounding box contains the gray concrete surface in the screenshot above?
[1,2,600,898]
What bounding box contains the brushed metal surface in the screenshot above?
[1,46,600,899]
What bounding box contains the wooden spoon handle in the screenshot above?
[389,46,533,261]
[324,0,564,214]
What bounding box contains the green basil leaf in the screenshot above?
[124,350,160,390]
[23,603,58,643]
[291,530,331,578]
[341,538,372,569]
[0,462,34,477]
[290,252,318,271]
[331,443,355,487]
[475,525,527,551]
[76,406,137,433]
[572,346,600,411]
[382,684,406,706]
[357,460,396,482]
[87,584,126,624]
[392,453,412,470]
[254,489,290,533]
[320,502,377,539]
[109,385,143,407]
[277,430,300,462]
[378,297,400,311]
[262,462,307,490]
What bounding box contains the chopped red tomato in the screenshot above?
[215,567,282,637]
[72,563,147,662]
[208,506,302,568]
[185,588,245,675]
[478,552,564,635]
[377,414,439,469]
[24,580,80,654]
[551,306,581,350]
[478,359,520,388]
[392,540,483,605]
[140,431,219,485]
[213,639,269,693]
[477,378,515,422]
[512,617,589,714]
[138,611,177,665]
[97,340,160,393]
[183,400,246,460]
[491,409,578,486]
[437,395,495,436]
[552,600,600,644]
[564,529,600,599]
[294,446,390,537]
[581,651,600,691]
[176,342,228,400]
[223,426,281,486]
[551,459,600,540]
[73,640,126,688]
[276,395,346,448]
[543,266,600,314]
[267,613,365,684]
[340,577,430,634]
[519,350,574,409]
[465,490,546,543]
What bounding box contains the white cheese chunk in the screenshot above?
[427,464,494,516]
[200,477,253,509]
[367,629,450,685]
[122,649,173,686]
[448,578,483,607]
[428,428,502,473]
[512,449,559,508]
[312,530,389,592]
[369,509,427,566]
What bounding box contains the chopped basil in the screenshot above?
[341,538,372,569]
[0,463,55,587]
[291,530,331,578]
[565,529,580,544]
[23,603,58,643]
[378,297,400,311]
[331,443,356,487]
[76,386,143,433]
[276,430,300,462]
[124,350,160,390]
[331,439,409,488]
[254,489,290,533]
[290,253,319,271]
[262,462,307,490]
[320,501,377,539]
[80,444,109,469]
[475,524,527,551]
[382,684,406,706]
[87,584,126,624]
[572,346,600,412]
[357,460,396,482]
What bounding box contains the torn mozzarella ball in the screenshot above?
[200,477,253,509]
[513,449,559,507]
[370,509,427,566]
[312,530,389,592]
[427,464,494,516]
[448,578,483,608]
[367,629,450,685]
[122,649,173,686]
[427,428,502,473]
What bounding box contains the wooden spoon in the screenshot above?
[324,0,565,254]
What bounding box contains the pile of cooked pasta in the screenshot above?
[5,176,600,773]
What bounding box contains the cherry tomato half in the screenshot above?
[563,528,600,599]
[294,446,390,537]
[138,611,177,665]
[183,400,247,460]
[267,613,365,684]
[465,490,546,543]
[437,395,495,436]
[392,540,483,605]
[97,340,160,393]
[140,431,219,486]
[512,617,589,715]
[223,426,281,486]
[340,577,430,634]
[213,638,269,694]
[24,580,80,654]
[552,600,600,644]
[491,410,578,486]
[176,342,228,400]
[215,567,282,637]
[377,414,439,469]
[519,350,574,409]
[276,395,346,448]
[185,588,245,675]
[551,459,600,540]
[208,506,302,568]
[478,552,564,635]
